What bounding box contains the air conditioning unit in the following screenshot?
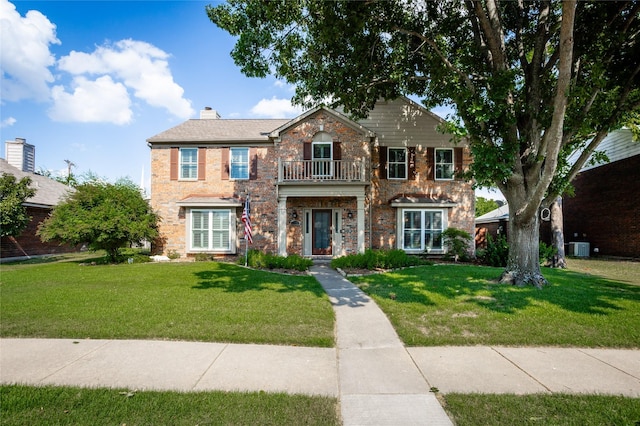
[568,242,590,257]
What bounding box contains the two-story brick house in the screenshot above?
[148,97,474,259]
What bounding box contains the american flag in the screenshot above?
[242,197,253,244]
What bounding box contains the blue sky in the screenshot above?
[1,0,501,199]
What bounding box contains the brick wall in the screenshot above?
[563,154,640,258]
[150,144,279,255]
[0,207,80,259]
[370,145,475,250]
[150,109,475,257]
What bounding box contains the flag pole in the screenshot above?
[244,194,249,267]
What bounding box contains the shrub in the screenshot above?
[481,234,509,267]
[442,227,473,262]
[167,250,181,260]
[479,235,558,267]
[539,241,558,266]
[243,250,313,271]
[331,249,429,270]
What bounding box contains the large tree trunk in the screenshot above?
[500,208,547,288]
[550,197,567,268]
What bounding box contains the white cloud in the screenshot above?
[0,0,59,102]
[250,97,303,118]
[57,39,194,119]
[49,76,132,125]
[1,117,17,128]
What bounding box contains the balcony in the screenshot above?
[278,159,367,183]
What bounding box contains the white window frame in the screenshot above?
[398,208,447,253]
[180,147,198,180]
[312,140,333,177]
[230,147,249,180]
[435,148,454,180]
[188,209,236,253]
[387,147,408,180]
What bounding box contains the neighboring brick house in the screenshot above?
[563,128,640,258]
[1,139,77,261]
[147,97,474,259]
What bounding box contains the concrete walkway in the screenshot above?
[1,264,639,424]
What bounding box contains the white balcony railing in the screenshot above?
[278,159,367,182]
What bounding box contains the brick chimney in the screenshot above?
[200,106,220,119]
[5,137,35,172]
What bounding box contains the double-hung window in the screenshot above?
[190,209,233,252]
[230,148,249,180]
[435,148,454,180]
[180,148,198,179]
[388,148,407,179]
[401,209,444,252]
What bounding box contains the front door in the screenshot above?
[312,209,332,255]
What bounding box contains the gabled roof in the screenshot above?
[475,204,509,224]
[268,105,375,139]
[147,119,290,144]
[569,128,640,172]
[0,158,73,208]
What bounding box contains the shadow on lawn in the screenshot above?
[192,265,327,297]
[358,265,640,316]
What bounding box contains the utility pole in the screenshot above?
[64,159,76,186]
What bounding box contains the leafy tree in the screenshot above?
[208,1,640,286]
[0,173,36,238]
[38,179,159,262]
[475,197,500,218]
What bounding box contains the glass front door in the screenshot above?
[312,209,332,255]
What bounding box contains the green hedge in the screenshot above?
[331,249,430,270]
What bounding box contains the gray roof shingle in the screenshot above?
[147,119,291,144]
[0,158,73,208]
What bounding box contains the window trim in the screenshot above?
[179,147,198,180]
[229,147,250,180]
[387,147,408,180]
[435,148,454,181]
[187,208,237,254]
[397,208,447,253]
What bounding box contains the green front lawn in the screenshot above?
[0,385,339,426]
[0,258,334,347]
[443,393,640,426]
[350,264,640,347]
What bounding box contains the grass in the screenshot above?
[567,257,640,286]
[0,385,339,426]
[442,393,640,426]
[349,263,640,347]
[0,256,334,347]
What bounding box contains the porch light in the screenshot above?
[292,210,298,219]
[347,210,353,219]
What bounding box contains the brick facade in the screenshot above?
[563,154,640,258]
[0,206,80,259]
[149,99,475,259]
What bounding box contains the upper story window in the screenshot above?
[230,147,249,180]
[388,148,407,179]
[312,132,333,176]
[435,148,454,180]
[180,148,198,180]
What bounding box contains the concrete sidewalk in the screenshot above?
[2,339,638,398]
[1,264,639,424]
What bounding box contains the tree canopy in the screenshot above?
[208,0,640,286]
[0,173,36,238]
[476,197,501,218]
[38,180,159,262]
